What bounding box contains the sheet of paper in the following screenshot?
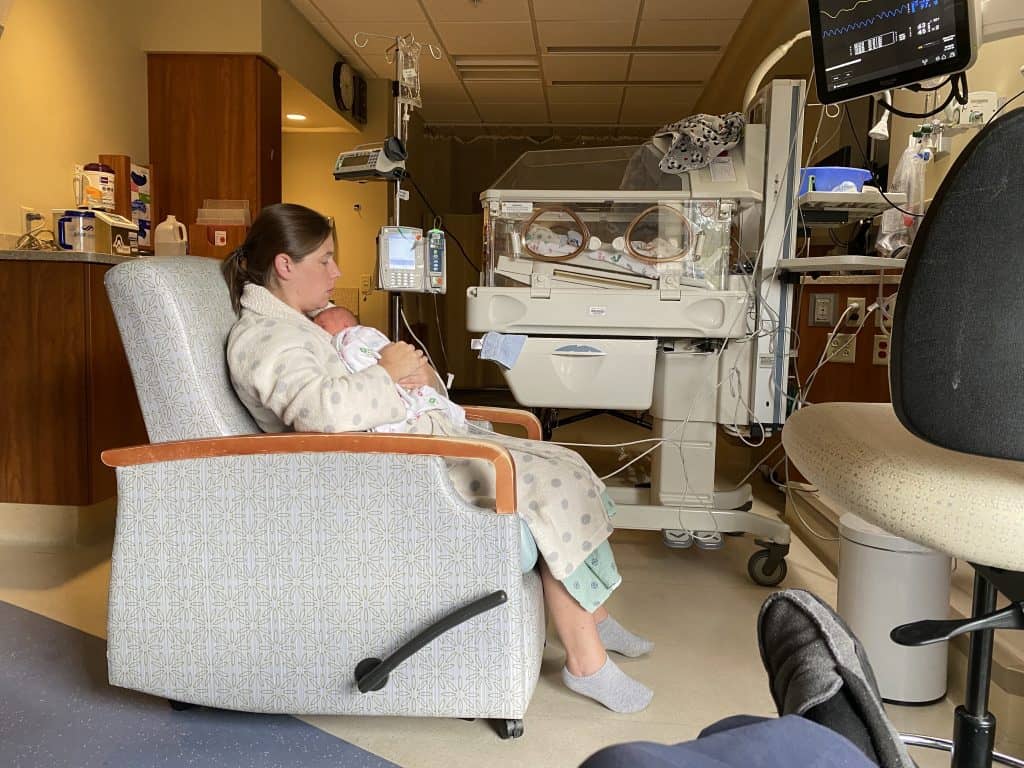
[479,331,527,370]
[709,155,737,183]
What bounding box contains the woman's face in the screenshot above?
[281,235,341,312]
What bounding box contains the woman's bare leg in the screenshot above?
[540,559,606,676]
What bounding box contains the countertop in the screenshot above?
[0,249,135,266]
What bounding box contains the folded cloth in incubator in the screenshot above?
[476,331,527,369]
[586,248,660,280]
[654,112,746,174]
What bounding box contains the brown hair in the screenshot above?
[221,203,333,314]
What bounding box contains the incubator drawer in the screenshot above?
[501,337,657,410]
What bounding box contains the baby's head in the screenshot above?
[313,305,359,336]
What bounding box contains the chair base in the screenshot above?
[900,732,1024,768]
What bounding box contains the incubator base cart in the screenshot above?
[468,81,806,585]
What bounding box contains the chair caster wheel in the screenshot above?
[495,718,524,739]
[748,549,788,587]
[168,699,196,711]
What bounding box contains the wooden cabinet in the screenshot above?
[147,54,281,256]
[0,259,148,506]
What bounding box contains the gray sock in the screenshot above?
[597,616,654,658]
[561,656,653,713]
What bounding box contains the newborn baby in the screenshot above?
[313,306,466,434]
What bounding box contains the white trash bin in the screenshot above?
[837,512,951,704]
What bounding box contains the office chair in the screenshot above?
[784,107,1024,768]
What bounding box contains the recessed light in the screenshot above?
[286,113,307,121]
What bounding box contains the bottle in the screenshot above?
[153,215,188,256]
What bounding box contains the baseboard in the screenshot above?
[787,489,1024,703]
[0,498,116,546]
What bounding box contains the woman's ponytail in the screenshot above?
[221,246,249,315]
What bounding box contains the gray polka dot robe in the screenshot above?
[227,283,615,581]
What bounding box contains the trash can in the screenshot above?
[837,513,951,704]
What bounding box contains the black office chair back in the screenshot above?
[891,108,1024,461]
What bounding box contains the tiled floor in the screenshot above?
[0,413,962,767]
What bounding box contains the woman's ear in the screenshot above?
[272,252,292,281]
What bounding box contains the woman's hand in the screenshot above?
[397,362,436,391]
[378,342,425,383]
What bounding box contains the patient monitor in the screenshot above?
[377,226,446,294]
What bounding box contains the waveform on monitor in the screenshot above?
[822,0,874,20]
[821,0,939,38]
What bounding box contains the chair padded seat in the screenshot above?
[783,402,1024,571]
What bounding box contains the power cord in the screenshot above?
[877,72,969,120]
[988,88,1024,124]
[402,173,482,273]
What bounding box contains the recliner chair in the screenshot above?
[784,108,1024,767]
[101,255,546,739]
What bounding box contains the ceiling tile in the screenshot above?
[418,101,482,122]
[628,53,720,82]
[621,86,698,124]
[537,21,634,49]
[542,54,630,83]
[418,52,461,83]
[533,0,640,21]
[421,82,470,101]
[315,0,426,23]
[635,19,740,48]
[642,0,752,20]
[548,102,622,124]
[546,84,624,104]
[435,22,536,55]
[420,0,530,22]
[476,102,550,123]
[465,81,545,103]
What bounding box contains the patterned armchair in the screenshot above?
[101,256,545,739]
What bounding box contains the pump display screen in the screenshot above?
[386,233,417,270]
[809,0,974,104]
[340,153,371,168]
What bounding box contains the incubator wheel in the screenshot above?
[748,549,788,587]
[495,718,524,739]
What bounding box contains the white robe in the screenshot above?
[226,284,614,580]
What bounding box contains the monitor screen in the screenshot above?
[386,233,417,270]
[809,0,975,104]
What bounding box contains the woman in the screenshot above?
[222,203,654,713]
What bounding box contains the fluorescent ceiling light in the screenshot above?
[286,113,307,121]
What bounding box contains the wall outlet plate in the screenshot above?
[809,293,837,326]
[873,334,890,366]
[827,332,857,364]
[845,297,865,328]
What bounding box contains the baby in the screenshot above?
[313,306,466,434]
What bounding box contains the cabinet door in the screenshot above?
[148,54,282,227]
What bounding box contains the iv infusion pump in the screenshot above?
[377,226,447,294]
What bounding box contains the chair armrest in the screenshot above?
[101,432,517,514]
[462,406,542,441]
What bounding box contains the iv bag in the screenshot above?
[876,145,926,256]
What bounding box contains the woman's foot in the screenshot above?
[597,615,655,658]
[562,656,653,713]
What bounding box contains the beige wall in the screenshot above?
[138,0,261,53]
[888,35,1024,200]
[282,79,392,332]
[0,0,149,235]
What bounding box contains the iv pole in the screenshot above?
[353,31,442,341]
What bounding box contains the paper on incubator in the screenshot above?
[474,332,527,370]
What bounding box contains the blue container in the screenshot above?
[799,167,872,195]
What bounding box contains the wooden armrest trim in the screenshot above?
[101,433,517,515]
[462,406,542,441]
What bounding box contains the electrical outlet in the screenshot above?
[19,205,41,234]
[809,293,837,326]
[845,296,865,327]
[826,333,857,364]
[359,273,373,300]
[873,334,890,365]
[876,294,896,332]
